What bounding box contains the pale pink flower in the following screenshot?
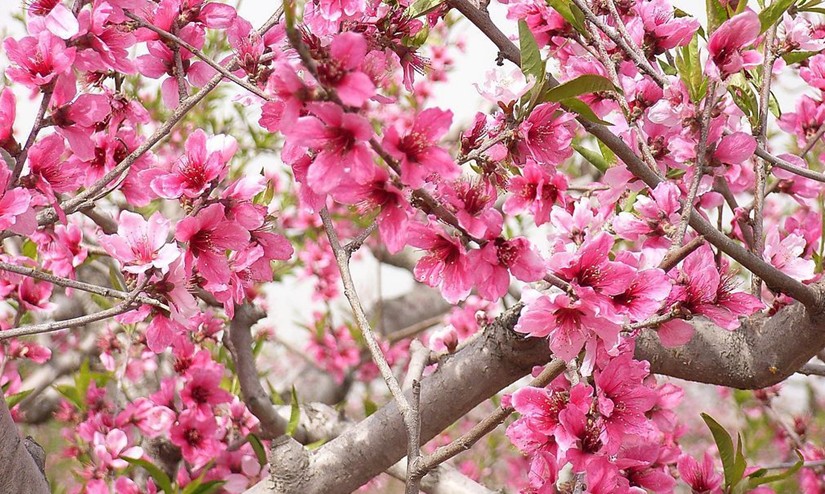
[100,211,180,274]
[92,429,143,470]
[764,230,816,282]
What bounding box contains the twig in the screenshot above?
[387,314,446,344]
[801,125,825,157]
[411,360,565,479]
[0,302,136,340]
[344,222,379,257]
[0,261,168,310]
[752,26,778,295]
[756,146,825,183]
[11,86,54,186]
[319,206,422,493]
[798,362,825,377]
[658,236,705,272]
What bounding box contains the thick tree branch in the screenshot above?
[0,392,50,493]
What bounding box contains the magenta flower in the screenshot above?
[286,102,376,195]
[0,87,16,147]
[24,134,79,221]
[136,31,214,108]
[709,131,757,170]
[707,11,763,79]
[517,102,577,166]
[634,0,699,54]
[317,32,375,107]
[170,410,222,469]
[181,367,233,416]
[613,181,681,249]
[151,129,235,199]
[668,246,763,329]
[677,453,723,494]
[176,204,250,285]
[503,161,567,226]
[407,221,473,303]
[317,0,367,21]
[383,107,459,188]
[471,237,546,301]
[611,268,671,321]
[27,0,79,39]
[4,31,76,89]
[594,352,657,453]
[516,291,621,362]
[260,62,314,132]
[333,168,411,254]
[73,1,137,74]
[100,211,180,275]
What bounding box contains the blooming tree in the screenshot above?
[2,0,825,492]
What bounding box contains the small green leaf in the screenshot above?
[573,144,610,173]
[75,359,92,403]
[518,20,545,85]
[21,240,37,260]
[6,389,33,409]
[546,0,587,35]
[676,34,707,103]
[706,0,730,34]
[543,75,618,103]
[746,451,803,488]
[702,413,746,489]
[560,98,613,126]
[783,50,821,65]
[124,457,174,493]
[287,385,300,437]
[55,384,84,411]
[759,0,796,34]
[768,91,782,119]
[404,0,445,18]
[183,480,226,494]
[247,433,267,467]
[364,398,378,417]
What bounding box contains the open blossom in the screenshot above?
[316,32,375,107]
[707,11,763,79]
[407,221,473,303]
[503,161,567,226]
[763,230,816,282]
[474,67,535,104]
[100,211,180,274]
[171,410,222,469]
[517,102,576,166]
[516,290,621,361]
[633,0,699,54]
[4,30,76,89]
[470,237,546,301]
[136,30,214,108]
[441,178,503,239]
[92,429,143,470]
[383,107,459,188]
[668,246,763,329]
[181,367,233,416]
[286,102,376,195]
[0,162,33,235]
[677,453,723,494]
[151,130,236,199]
[176,204,250,285]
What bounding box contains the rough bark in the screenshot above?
[0,393,50,494]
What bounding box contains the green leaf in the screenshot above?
[247,433,268,467]
[108,263,125,292]
[183,480,226,494]
[21,240,37,260]
[543,75,618,103]
[706,0,730,34]
[759,0,796,34]
[783,50,821,65]
[546,0,587,35]
[287,385,300,437]
[702,413,746,489]
[746,451,804,488]
[75,359,92,404]
[675,34,707,102]
[6,389,33,409]
[363,398,378,417]
[404,0,445,18]
[54,384,84,411]
[518,20,545,85]
[560,98,613,126]
[573,144,610,173]
[768,91,782,119]
[124,457,174,493]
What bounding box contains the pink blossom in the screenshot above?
[441,179,503,239]
[707,11,763,79]
[92,429,143,470]
[611,268,671,321]
[407,221,473,303]
[27,0,79,39]
[73,1,137,74]
[182,367,233,416]
[517,102,576,166]
[151,129,235,199]
[317,0,367,23]
[470,237,545,301]
[764,230,816,282]
[4,31,76,89]
[100,211,180,274]
[634,0,699,53]
[286,102,376,195]
[136,30,214,108]
[474,67,535,104]
[516,291,621,361]
[23,134,79,220]
[306,323,361,384]
[677,453,723,494]
[0,87,16,146]
[0,162,33,235]
[176,204,250,285]
[171,410,222,469]
[503,161,567,226]
[117,398,175,438]
[383,107,459,188]
[317,32,375,107]
[668,246,763,329]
